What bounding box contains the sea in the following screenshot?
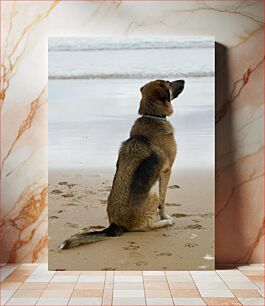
[48,37,214,171]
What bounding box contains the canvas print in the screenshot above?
[48,37,215,270]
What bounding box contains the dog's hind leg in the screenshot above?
[136,193,174,231]
[148,218,173,229]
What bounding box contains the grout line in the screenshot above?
[165,269,174,305]
[190,269,232,302]
[110,271,114,306]
[142,270,147,306]
[101,271,107,306]
[65,286,73,306]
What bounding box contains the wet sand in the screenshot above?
[48,168,214,271]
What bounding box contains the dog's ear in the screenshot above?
[140,86,144,92]
[155,86,170,102]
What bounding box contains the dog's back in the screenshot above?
[107,133,165,230]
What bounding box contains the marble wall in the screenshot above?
[1,0,264,264]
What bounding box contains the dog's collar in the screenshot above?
[142,114,168,121]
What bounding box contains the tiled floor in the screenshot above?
[0,264,264,305]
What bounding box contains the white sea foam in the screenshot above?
[48,38,214,79]
[48,37,214,51]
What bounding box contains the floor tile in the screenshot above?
[199,289,234,297]
[68,297,102,305]
[18,264,39,270]
[145,290,172,298]
[114,275,143,282]
[170,289,200,297]
[37,298,69,305]
[258,289,265,297]
[50,275,78,282]
[192,276,224,282]
[165,271,190,276]
[112,296,146,305]
[238,297,265,305]
[143,276,167,282]
[12,290,44,298]
[25,277,54,283]
[115,271,142,276]
[146,297,174,305]
[80,271,106,275]
[195,281,228,290]
[168,282,197,289]
[0,289,15,298]
[40,289,72,298]
[104,279,114,290]
[1,297,10,305]
[0,265,19,269]
[219,275,250,282]
[19,282,48,290]
[190,271,218,276]
[72,289,103,297]
[237,264,264,271]
[0,266,18,282]
[29,270,54,277]
[0,282,22,290]
[225,282,258,289]
[102,289,112,306]
[105,271,115,277]
[45,282,76,290]
[143,271,165,276]
[217,269,245,276]
[166,275,193,282]
[203,297,242,305]
[113,289,145,297]
[232,289,262,297]
[240,270,264,276]
[173,297,206,305]
[113,282,144,290]
[37,264,49,269]
[6,297,38,305]
[55,271,80,275]
[144,282,169,290]
[78,275,105,282]
[29,272,54,278]
[247,275,264,282]
[75,282,104,289]
[104,272,114,289]
[2,275,29,283]
[8,270,32,276]
[255,282,264,290]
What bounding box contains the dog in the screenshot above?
[59,79,185,249]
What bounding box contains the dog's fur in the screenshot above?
[59,79,185,249]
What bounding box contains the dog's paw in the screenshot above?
[58,240,68,250]
[165,218,174,226]
[160,214,173,221]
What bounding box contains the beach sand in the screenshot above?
[48,168,214,271]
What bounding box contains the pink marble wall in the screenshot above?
[1,0,264,264]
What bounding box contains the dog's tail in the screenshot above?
[58,223,124,250]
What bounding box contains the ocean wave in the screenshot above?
[48,71,214,80]
[48,37,214,52]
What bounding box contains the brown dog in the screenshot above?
[59,79,185,249]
